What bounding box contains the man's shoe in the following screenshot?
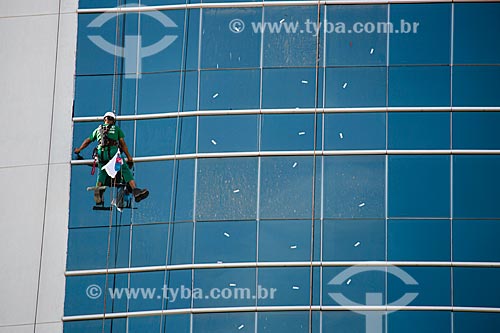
[133,188,149,202]
[94,188,104,205]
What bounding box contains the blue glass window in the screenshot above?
[199,69,260,110]
[167,222,193,265]
[257,267,311,306]
[325,5,388,66]
[324,113,386,150]
[453,66,500,107]
[388,66,451,107]
[453,112,500,150]
[323,219,385,261]
[163,269,192,310]
[388,311,451,333]
[64,319,126,333]
[259,156,314,219]
[325,67,386,107]
[453,219,500,262]
[201,8,261,69]
[135,119,177,156]
[324,156,385,219]
[128,314,190,333]
[262,68,318,109]
[388,112,450,150]
[453,156,500,218]
[137,72,182,114]
[389,3,451,65]
[177,116,197,154]
[323,311,382,333]
[258,312,311,333]
[131,223,169,267]
[388,155,450,218]
[172,159,195,222]
[128,271,165,312]
[261,114,316,151]
[193,312,255,333]
[73,76,114,117]
[196,158,258,221]
[181,71,198,112]
[388,219,450,261]
[454,3,500,64]
[198,115,258,153]
[454,312,500,333]
[454,268,500,308]
[194,220,257,263]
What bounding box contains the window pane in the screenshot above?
[64,319,126,333]
[323,311,383,333]
[135,119,177,156]
[388,155,450,218]
[324,156,385,219]
[128,271,165,312]
[261,114,316,151]
[178,116,197,154]
[128,315,190,333]
[454,3,500,64]
[323,219,385,261]
[453,112,500,150]
[131,223,168,267]
[325,113,386,150]
[167,222,193,265]
[73,76,113,117]
[454,268,500,308]
[388,66,450,107]
[389,3,451,65]
[325,67,386,107]
[198,115,258,153]
[196,158,258,221]
[201,8,261,69]
[258,312,311,333]
[262,68,318,109]
[263,6,319,67]
[388,219,450,261]
[388,112,450,150]
[454,312,500,333]
[137,72,181,114]
[200,69,260,110]
[172,159,195,222]
[453,156,500,219]
[194,220,257,263]
[453,219,500,262]
[163,269,192,310]
[259,156,314,219]
[325,5,388,66]
[453,66,500,107]
[257,267,310,306]
[258,219,314,262]
[193,312,255,333]
[388,311,451,333]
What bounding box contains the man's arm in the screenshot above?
[74,138,91,154]
[119,138,133,162]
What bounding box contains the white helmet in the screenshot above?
[103,111,116,120]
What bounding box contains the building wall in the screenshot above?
[0,1,78,332]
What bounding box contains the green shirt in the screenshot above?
[89,124,125,160]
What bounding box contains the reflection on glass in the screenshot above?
[137,72,182,114]
[257,267,310,306]
[453,66,500,107]
[136,119,177,156]
[198,115,258,153]
[261,114,316,151]
[128,271,165,311]
[193,312,255,333]
[131,223,168,266]
[324,113,386,150]
[73,76,114,117]
[262,68,318,109]
[324,156,385,218]
[258,312,311,333]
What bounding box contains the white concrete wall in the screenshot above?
[0,0,78,332]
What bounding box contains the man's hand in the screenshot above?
[74,148,81,154]
[127,156,134,168]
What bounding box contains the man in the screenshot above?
[74,112,149,204]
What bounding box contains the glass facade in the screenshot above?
[64,1,500,332]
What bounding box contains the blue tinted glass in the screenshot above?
[454,3,500,64]
[181,71,198,111]
[324,156,385,219]
[388,112,450,149]
[323,311,383,333]
[72,122,101,156]
[323,267,385,306]
[261,114,316,151]
[258,220,313,262]
[325,67,386,107]
[184,9,200,70]
[388,267,450,306]
[263,6,319,67]
[201,8,261,69]
[194,220,257,263]
[193,268,256,308]
[133,161,173,224]
[388,66,450,107]
[198,115,258,153]
[139,10,186,73]
[128,315,190,333]
[454,268,500,307]
[131,223,168,267]
[163,269,192,310]
[389,4,451,65]
[259,156,314,219]
[258,312,311,333]
[167,222,193,265]
[262,68,318,109]
[178,117,196,154]
[200,69,260,110]
[453,156,500,218]
[388,311,451,333]
[258,267,310,306]
[453,112,500,149]
[454,312,500,333]
[388,155,450,218]
[172,159,195,221]
[324,113,386,150]
[67,226,130,270]
[453,219,500,262]
[323,219,385,261]
[128,271,165,311]
[453,66,500,107]
[73,76,114,117]
[65,275,108,315]
[325,5,387,66]
[196,158,257,221]
[64,319,126,333]
[137,72,181,114]
[135,119,177,156]
[193,312,255,333]
[388,219,450,261]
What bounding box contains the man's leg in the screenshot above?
[121,163,149,202]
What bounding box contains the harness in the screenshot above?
[97,124,119,161]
